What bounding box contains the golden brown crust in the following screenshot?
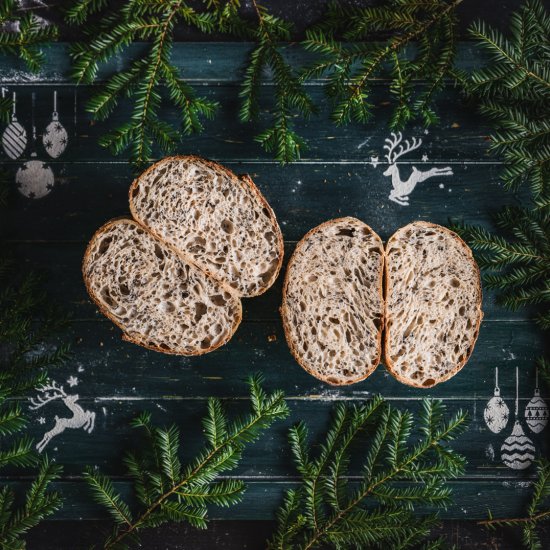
[128,155,284,298]
[383,221,483,388]
[82,218,242,356]
[280,217,384,386]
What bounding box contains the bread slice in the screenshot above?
[384,222,483,388]
[83,218,242,355]
[129,156,284,298]
[281,218,385,385]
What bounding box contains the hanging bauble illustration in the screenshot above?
[2,92,27,159]
[42,91,67,158]
[17,92,55,199]
[501,367,535,470]
[525,369,548,433]
[484,367,509,433]
[501,420,535,470]
[16,153,55,199]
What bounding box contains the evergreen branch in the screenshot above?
[0,0,58,74]
[452,207,550,328]
[467,0,550,201]
[239,0,315,163]
[66,0,219,167]
[302,0,463,131]
[86,375,289,548]
[268,398,467,549]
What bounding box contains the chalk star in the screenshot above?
[54,123,63,133]
[421,154,429,162]
[370,156,379,168]
[67,375,79,387]
[38,417,46,425]
[45,140,52,149]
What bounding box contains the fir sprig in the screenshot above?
[86,374,289,549]
[239,0,316,163]
[453,207,550,329]
[0,0,58,73]
[66,0,219,166]
[268,397,468,549]
[301,0,463,130]
[468,0,550,208]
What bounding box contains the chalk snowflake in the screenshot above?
[67,376,79,387]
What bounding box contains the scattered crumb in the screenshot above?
[451,122,460,128]
[267,334,277,343]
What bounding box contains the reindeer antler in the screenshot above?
[29,381,67,410]
[383,132,422,164]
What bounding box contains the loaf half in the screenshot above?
[129,156,284,297]
[83,219,242,355]
[281,219,482,387]
[280,218,385,385]
[384,222,482,388]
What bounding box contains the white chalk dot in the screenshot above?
[439,183,445,189]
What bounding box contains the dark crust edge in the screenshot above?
[383,221,484,389]
[127,155,285,298]
[280,217,384,386]
[82,217,243,356]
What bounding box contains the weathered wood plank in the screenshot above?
[15,319,542,400]
[1,478,538,521]
[0,43,489,85]
[0,85,493,162]
[2,162,523,243]
[7,396,549,478]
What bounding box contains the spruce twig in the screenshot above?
[268,398,468,549]
[467,0,550,207]
[239,0,316,163]
[302,0,462,129]
[66,0,219,167]
[86,374,289,549]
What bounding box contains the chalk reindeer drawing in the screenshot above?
[383,132,453,205]
[29,381,95,453]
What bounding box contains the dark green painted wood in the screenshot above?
[2,162,524,243]
[0,479,537,521]
[1,43,546,521]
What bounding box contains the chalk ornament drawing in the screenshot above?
[484,367,509,434]
[525,369,549,433]
[374,131,453,206]
[42,91,68,158]
[500,368,536,470]
[1,91,27,159]
[29,380,96,453]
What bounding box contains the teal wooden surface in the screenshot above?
[1,44,547,521]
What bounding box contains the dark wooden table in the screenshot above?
[1,1,548,548]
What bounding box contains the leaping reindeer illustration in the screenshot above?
[383,132,453,205]
[29,381,95,453]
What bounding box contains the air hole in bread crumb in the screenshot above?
[336,227,355,237]
[329,317,339,324]
[459,306,466,316]
[98,237,112,255]
[210,294,226,306]
[119,283,130,296]
[221,219,234,234]
[194,302,207,322]
[450,278,460,288]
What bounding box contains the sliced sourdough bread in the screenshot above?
[83,218,242,356]
[281,218,385,385]
[129,156,284,297]
[384,222,483,388]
